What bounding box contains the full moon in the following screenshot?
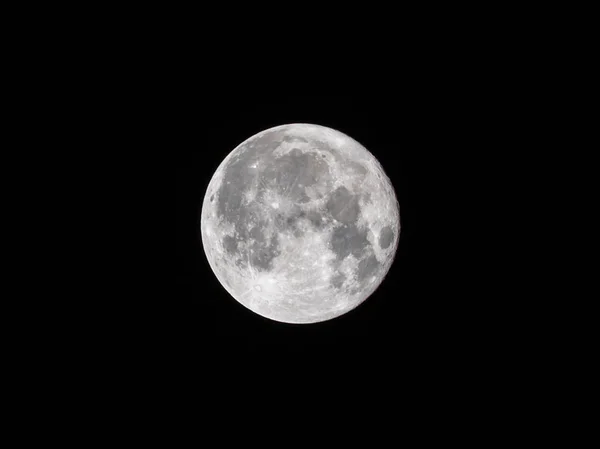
[200,123,400,324]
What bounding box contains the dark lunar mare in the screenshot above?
[260,148,329,203]
[329,224,369,260]
[279,207,327,237]
[223,235,238,255]
[325,185,382,291]
[326,186,360,224]
[378,226,394,249]
[357,254,379,282]
[216,131,329,273]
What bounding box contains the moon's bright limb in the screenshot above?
[200,123,400,324]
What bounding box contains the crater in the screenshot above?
[331,272,346,289]
[292,227,305,238]
[379,226,394,249]
[285,215,297,228]
[348,161,367,176]
[249,225,263,240]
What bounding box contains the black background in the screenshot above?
[174,92,506,396]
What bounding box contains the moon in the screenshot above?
[200,123,400,324]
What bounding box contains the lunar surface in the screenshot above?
[200,123,400,324]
